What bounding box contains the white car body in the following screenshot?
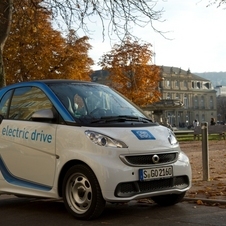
[0,80,191,219]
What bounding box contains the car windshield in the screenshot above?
[48,82,149,123]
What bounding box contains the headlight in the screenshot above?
[168,130,178,145]
[85,131,128,148]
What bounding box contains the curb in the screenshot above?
[183,197,226,205]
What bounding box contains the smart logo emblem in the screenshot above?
[2,126,53,143]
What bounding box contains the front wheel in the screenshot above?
[151,192,186,206]
[62,165,106,220]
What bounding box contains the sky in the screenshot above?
[79,0,226,73]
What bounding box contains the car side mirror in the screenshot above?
[31,109,56,122]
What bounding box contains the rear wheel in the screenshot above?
[151,192,186,206]
[62,165,106,220]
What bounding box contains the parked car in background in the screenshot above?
[187,124,194,130]
[0,80,192,220]
[217,121,225,125]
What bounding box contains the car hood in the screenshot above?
[84,124,180,154]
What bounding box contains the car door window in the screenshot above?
[8,87,52,120]
[0,90,13,118]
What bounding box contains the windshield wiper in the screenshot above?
[90,115,152,124]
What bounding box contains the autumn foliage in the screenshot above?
[99,38,161,106]
[3,0,93,84]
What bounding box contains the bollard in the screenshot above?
[201,122,210,181]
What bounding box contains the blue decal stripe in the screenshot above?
[139,169,143,181]
[0,156,52,191]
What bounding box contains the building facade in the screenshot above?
[215,85,226,96]
[215,86,226,123]
[152,66,217,127]
[91,66,217,128]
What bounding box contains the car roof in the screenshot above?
[0,79,106,97]
[35,79,95,84]
[4,79,97,86]
[0,79,103,89]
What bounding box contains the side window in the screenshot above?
[0,90,13,118]
[9,87,52,120]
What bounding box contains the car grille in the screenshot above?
[120,152,178,166]
[115,176,189,197]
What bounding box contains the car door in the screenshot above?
[0,86,57,190]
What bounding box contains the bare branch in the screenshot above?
[207,0,226,7]
[36,0,166,40]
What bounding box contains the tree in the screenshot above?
[60,30,93,81]
[4,1,93,84]
[0,0,13,86]
[0,0,164,87]
[208,0,226,7]
[98,37,161,106]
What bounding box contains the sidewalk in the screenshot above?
[184,179,226,206]
[181,140,226,206]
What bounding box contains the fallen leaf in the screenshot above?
[196,200,204,205]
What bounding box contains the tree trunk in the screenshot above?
[0,0,13,87]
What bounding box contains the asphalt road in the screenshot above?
[0,195,226,226]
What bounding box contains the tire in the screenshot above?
[151,192,186,206]
[62,165,106,220]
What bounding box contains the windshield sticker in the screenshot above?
[132,130,156,140]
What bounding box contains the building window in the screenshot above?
[202,114,205,122]
[183,94,188,108]
[184,81,187,88]
[203,82,211,89]
[166,80,171,87]
[175,93,180,99]
[200,96,204,108]
[194,96,198,109]
[209,96,214,109]
[195,114,199,122]
[166,93,171,99]
[175,80,179,87]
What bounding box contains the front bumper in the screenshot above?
[96,151,192,202]
[115,175,189,198]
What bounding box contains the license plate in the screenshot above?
[139,166,173,181]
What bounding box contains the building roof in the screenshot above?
[160,66,211,82]
[91,66,212,84]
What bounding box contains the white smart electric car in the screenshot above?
[0,80,191,220]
